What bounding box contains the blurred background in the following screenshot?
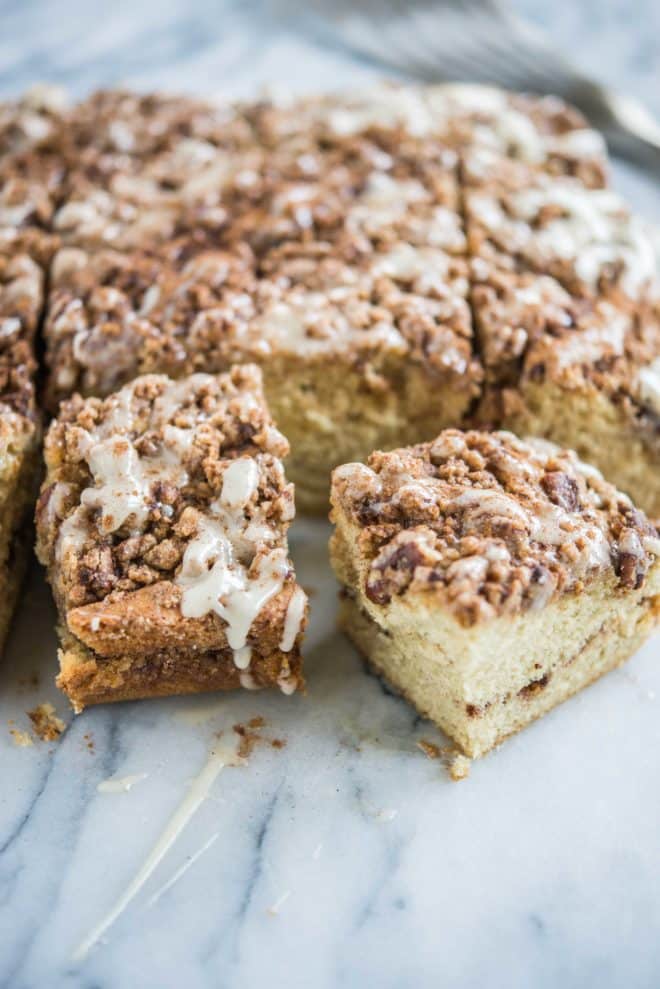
[1,0,657,113]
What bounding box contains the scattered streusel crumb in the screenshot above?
[449,754,472,781]
[27,703,66,742]
[9,728,33,747]
[271,738,287,749]
[233,719,266,758]
[417,739,441,760]
[417,737,471,781]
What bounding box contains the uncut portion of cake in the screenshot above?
[465,152,660,518]
[0,226,54,652]
[35,365,307,710]
[262,83,608,187]
[330,429,660,761]
[38,82,613,512]
[42,120,481,512]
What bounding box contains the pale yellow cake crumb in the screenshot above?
[9,727,33,747]
[27,703,66,742]
[449,754,472,782]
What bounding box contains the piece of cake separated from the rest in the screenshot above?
[0,227,54,653]
[35,365,307,711]
[329,429,660,761]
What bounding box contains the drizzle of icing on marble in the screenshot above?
[72,735,244,963]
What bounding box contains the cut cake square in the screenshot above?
[36,365,307,710]
[330,429,660,760]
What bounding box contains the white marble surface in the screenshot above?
[1,3,659,987]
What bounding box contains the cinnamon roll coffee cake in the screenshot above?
[329,430,660,760]
[35,365,307,709]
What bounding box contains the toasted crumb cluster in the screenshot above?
[37,365,307,699]
[464,161,654,303]
[0,84,68,157]
[331,430,660,625]
[28,702,66,742]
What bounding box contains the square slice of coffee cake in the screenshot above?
[36,365,307,710]
[330,429,660,761]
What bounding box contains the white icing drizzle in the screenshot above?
[72,736,244,963]
[280,586,307,652]
[512,184,657,296]
[219,457,259,508]
[176,456,290,669]
[97,773,148,794]
[277,675,299,696]
[80,439,151,534]
[80,437,187,535]
[450,487,530,525]
[56,510,87,564]
[147,832,219,908]
[232,645,252,670]
[350,172,428,233]
[178,525,288,650]
[371,243,451,286]
[254,291,406,357]
[324,87,434,137]
[552,308,627,370]
[239,671,262,690]
[442,476,613,577]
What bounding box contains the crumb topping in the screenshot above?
[270,84,607,185]
[37,366,306,686]
[465,166,656,302]
[42,124,482,406]
[28,702,66,742]
[331,430,659,625]
[469,256,660,416]
[0,81,654,466]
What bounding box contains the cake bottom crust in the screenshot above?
[339,593,659,760]
[57,632,304,713]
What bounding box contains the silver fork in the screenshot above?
[299,0,660,168]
